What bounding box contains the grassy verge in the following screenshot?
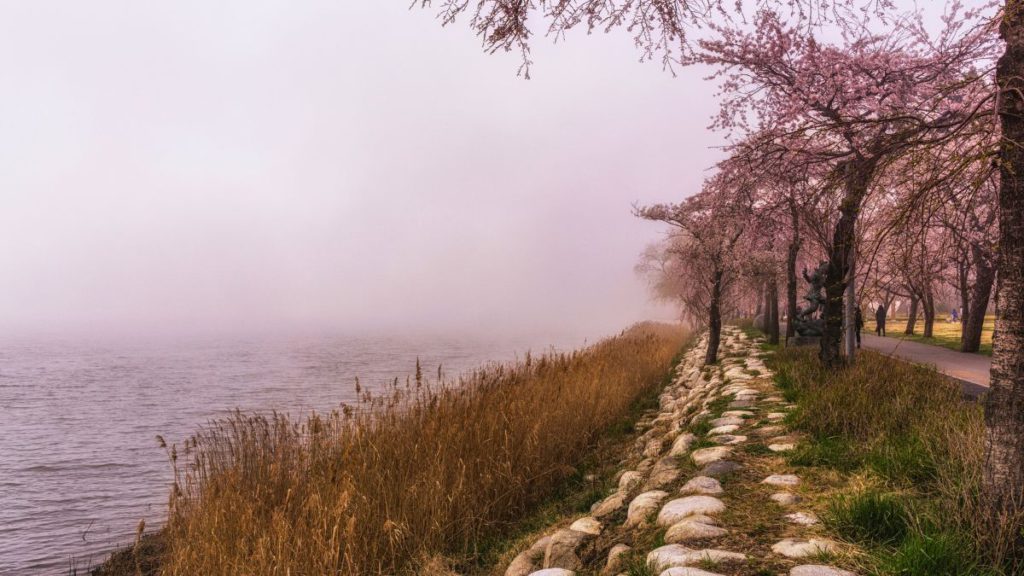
[768,346,1021,575]
[94,323,688,576]
[869,316,994,356]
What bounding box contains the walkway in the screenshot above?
[859,333,991,399]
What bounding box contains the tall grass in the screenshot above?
[156,323,687,575]
[770,347,1022,574]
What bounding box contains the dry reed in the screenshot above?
[158,323,687,575]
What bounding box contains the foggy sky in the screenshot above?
[0,1,728,339]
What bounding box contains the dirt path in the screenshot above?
[503,328,860,576]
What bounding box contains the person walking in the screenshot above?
[855,307,864,348]
[875,304,887,337]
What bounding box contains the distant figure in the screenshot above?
[950,307,960,323]
[875,304,887,337]
[855,308,864,348]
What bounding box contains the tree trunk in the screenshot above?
[959,257,972,342]
[786,203,800,339]
[821,158,875,368]
[905,295,919,335]
[983,3,1024,550]
[964,247,995,353]
[922,289,935,338]
[705,269,723,366]
[768,276,780,345]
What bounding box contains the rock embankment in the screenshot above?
[503,328,857,576]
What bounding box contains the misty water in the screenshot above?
[0,332,588,574]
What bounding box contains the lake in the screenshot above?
[0,331,588,574]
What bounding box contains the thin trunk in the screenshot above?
[905,295,919,335]
[960,258,972,342]
[786,203,800,339]
[705,269,723,366]
[983,3,1024,551]
[821,158,874,368]
[762,283,771,332]
[844,238,856,360]
[964,247,995,353]
[922,289,935,338]
[768,276,780,345]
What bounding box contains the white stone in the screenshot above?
[769,442,797,452]
[707,424,740,435]
[679,476,723,495]
[591,491,626,518]
[785,511,819,526]
[771,538,839,558]
[605,543,631,574]
[659,567,727,576]
[691,447,732,466]
[569,516,602,535]
[710,434,747,446]
[657,496,726,526]
[790,566,857,576]
[762,474,800,487]
[753,425,786,437]
[618,471,644,492]
[645,438,665,458]
[766,412,787,421]
[709,416,745,428]
[528,570,575,576]
[506,536,551,576]
[625,490,669,527]
[770,492,801,505]
[664,519,728,542]
[670,433,697,457]
[721,410,754,418]
[647,545,746,570]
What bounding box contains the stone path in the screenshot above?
[859,333,990,398]
[504,328,858,576]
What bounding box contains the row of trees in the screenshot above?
[417,0,1023,561]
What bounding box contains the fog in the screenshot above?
[0,1,726,340]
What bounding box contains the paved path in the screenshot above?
[859,332,991,398]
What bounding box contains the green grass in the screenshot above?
[787,435,860,471]
[763,345,1021,575]
[869,315,994,356]
[825,491,910,546]
[876,532,985,576]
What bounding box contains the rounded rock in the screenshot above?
[771,538,839,558]
[679,476,723,496]
[691,447,732,466]
[762,474,800,487]
[625,490,669,527]
[657,496,726,526]
[790,566,857,576]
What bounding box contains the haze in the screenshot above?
[0,1,724,340]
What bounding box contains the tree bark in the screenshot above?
[922,289,935,338]
[983,1,1024,547]
[705,269,723,365]
[786,201,801,339]
[821,158,875,368]
[905,295,919,335]
[768,276,780,345]
[963,246,995,353]
[959,257,972,342]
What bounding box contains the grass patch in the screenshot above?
[766,347,1021,574]
[787,435,860,471]
[877,532,983,576]
[825,491,911,546]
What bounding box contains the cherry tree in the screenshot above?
[636,173,754,364]
[692,8,997,365]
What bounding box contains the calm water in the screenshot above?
[0,332,586,575]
